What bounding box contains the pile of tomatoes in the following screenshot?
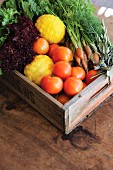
[33,37,98,104]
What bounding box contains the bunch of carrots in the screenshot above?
[74,45,99,73]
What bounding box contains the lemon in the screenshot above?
[24,55,54,85]
[35,14,65,44]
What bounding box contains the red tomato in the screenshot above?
[48,44,59,58]
[52,46,73,63]
[40,75,63,94]
[52,61,71,80]
[85,70,98,85]
[57,93,71,105]
[71,66,86,80]
[63,77,83,96]
[33,37,49,54]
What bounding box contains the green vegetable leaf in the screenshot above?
[0,0,20,46]
[1,0,17,10]
[28,0,38,14]
[0,68,2,76]
[0,8,19,26]
[0,60,2,75]
[0,27,10,46]
[21,1,34,19]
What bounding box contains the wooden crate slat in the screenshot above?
[63,68,113,111]
[1,68,113,134]
[65,80,113,134]
[0,71,64,131]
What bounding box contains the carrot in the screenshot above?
[84,45,92,59]
[75,47,84,59]
[75,55,82,66]
[93,52,99,64]
[81,54,88,73]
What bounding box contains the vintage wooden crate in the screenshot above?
[0,69,113,134]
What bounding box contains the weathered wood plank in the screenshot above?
[65,82,113,134]
[0,71,64,131]
[1,68,113,134]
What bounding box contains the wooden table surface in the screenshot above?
[0,2,113,170]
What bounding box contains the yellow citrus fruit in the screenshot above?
[35,14,65,44]
[24,55,54,85]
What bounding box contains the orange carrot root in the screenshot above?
[93,52,99,64]
[81,54,88,73]
[84,45,92,59]
[75,47,84,59]
[75,55,82,66]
